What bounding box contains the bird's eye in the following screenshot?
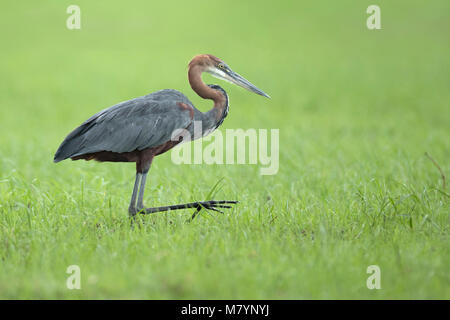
[218,64,225,70]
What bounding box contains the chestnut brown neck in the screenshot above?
[188,64,227,111]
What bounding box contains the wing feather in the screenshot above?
[54,90,193,162]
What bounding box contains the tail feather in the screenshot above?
[53,120,95,162]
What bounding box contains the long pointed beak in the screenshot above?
[228,71,270,98]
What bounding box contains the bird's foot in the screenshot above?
[187,200,238,221]
[130,200,238,218]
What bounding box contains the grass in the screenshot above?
[0,0,449,299]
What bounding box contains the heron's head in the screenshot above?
[189,54,270,98]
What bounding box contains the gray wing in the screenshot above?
[54,90,193,162]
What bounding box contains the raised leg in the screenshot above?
[130,158,238,218]
[128,172,142,216]
[141,200,239,218]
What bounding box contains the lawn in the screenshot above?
[0,0,448,299]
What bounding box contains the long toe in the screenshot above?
[202,200,238,212]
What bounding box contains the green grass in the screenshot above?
[0,0,449,299]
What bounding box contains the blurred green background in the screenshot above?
[0,1,448,298]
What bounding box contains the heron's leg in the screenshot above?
[128,172,142,216]
[130,155,237,218]
[141,200,239,218]
[136,171,148,211]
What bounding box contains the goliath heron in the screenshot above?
[54,54,269,216]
